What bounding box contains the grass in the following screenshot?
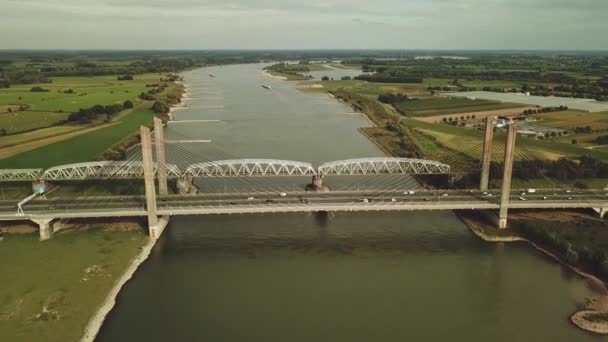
[533,110,608,131]
[0,74,160,113]
[394,97,525,117]
[0,107,155,168]
[0,111,70,134]
[401,118,608,162]
[0,227,147,342]
[267,70,311,81]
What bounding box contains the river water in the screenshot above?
[96,64,604,342]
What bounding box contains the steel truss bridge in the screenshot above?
[0,157,451,181]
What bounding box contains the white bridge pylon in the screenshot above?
[42,161,181,180]
[184,159,317,177]
[318,158,450,175]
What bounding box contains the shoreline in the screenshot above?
[78,77,191,341]
[79,236,157,342]
[458,211,608,335]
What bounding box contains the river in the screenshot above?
[96,64,605,341]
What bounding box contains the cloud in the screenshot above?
[0,0,606,49]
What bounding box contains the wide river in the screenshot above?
[97,64,605,341]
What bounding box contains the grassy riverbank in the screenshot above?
[0,223,147,342]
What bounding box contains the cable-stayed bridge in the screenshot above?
[2,117,608,240]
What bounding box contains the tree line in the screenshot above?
[68,100,133,123]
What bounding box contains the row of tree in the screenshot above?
[67,100,133,123]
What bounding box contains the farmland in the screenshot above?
[393,97,526,117]
[0,107,155,168]
[533,110,608,131]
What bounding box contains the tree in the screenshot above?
[152,101,170,114]
[30,86,49,92]
[341,76,351,81]
[572,139,578,144]
[321,76,330,81]
[0,128,6,136]
[123,100,134,109]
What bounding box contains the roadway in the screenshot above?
[1,189,607,221]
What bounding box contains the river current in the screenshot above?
[96,64,604,342]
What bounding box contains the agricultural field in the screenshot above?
[401,118,608,163]
[0,107,155,168]
[0,111,69,134]
[393,97,526,117]
[0,74,160,113]
[533,110,608,131]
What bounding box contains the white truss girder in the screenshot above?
[185,159,317,177]
[318,158,450,175]
[0,169,43,181]
[41,161,181,180]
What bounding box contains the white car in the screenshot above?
[519,197,526,201]
[441,193,449,197]
[247,197,255,200]
[362,198,369,203]
[391,198,397,202]
[279,192,287,197]
[486,193,493,197]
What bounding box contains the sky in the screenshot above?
[1,0,607,50]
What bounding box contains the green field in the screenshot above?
[0,227,146,342]
[394,97,525,117]
[0,74,160,113]
[401,118,608,162]
[0,107,155,168]
[0,111,70,134]
[534,111,608,131]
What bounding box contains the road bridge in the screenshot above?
[1,117,603,240]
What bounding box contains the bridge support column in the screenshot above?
[498,124,517,229]
[594,208,608,219]
[480,116,494,192]
[149,216,170,239]
[32,218,54,241]
[153,117,168,196]
[141,126,158,235]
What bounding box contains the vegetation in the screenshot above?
[0,226,147,342]
[512,214,608,281]
[0,107,156,168]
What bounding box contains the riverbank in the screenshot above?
[0,221,147,342]
[458,210,608,335]
[79,233,157,342]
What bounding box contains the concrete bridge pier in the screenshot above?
[32,218,54,241]
[177,176,199,195]
[594,208,608,219]
[498,124,517,229]
[149,216,170,239]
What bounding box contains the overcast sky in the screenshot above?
[1,0,607,50]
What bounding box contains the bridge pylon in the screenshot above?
[480,116,494,192]
[153,117,168,195]
[141,126,159,237]
[498,123,517,229]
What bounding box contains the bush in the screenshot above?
[123,100,134,109]
[117,75,134,81]
[30,86,49,92]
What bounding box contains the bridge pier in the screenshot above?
[480,116,494,192]
[594,208,608,219]
[498,124,517,229]
[149,216,170,239]
[32,218,54,241]
[177,176,199,195]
